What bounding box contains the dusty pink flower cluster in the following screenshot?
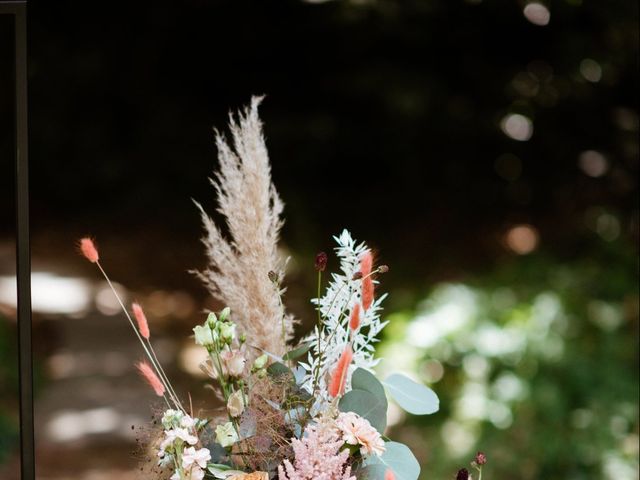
[278,421,356,480]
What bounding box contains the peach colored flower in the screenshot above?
[336,411,385,456]
[221,350,246,377]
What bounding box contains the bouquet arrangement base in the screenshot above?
[79,98,486,480]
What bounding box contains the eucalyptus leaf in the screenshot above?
[352,368,386,400]
[267,361,292,379]
[360,441,420,480]
[383,373,439,415]
[339,389,387,433]
[283,342,312,361]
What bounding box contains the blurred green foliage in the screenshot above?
[378,238,638,479]
[0,317,19,465]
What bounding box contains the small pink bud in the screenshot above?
[136,361,165,397]
[385,469,396,480]
[315,252,328,272]
[132,303,150,339]
[78,237,99,263]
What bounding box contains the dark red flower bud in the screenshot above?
[474,452,487,466]
[456,468,470,480]
[352,271,363,280]
[315,252,328,272]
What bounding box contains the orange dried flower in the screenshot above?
[328,345,353,398]
[349,303,361,332]
[136,361,165,397]
[79,237,99,263]
[132,302,150,339]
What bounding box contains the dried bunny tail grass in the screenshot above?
[195,96,294,360]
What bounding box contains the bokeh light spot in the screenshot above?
[580,58,602,83]
[523,3,550,26]
[578,150,608,177]
[501,114,533,141]
[505,224,539,254]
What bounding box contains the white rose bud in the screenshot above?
[215,422,238,448]
[221,350,246,377]
[219,322,236,343]
[253,354,268,371]
[206,312,217,328]
[227,389,245,418]
[218,307,231,322]
[193,325,215,347]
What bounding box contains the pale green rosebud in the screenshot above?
[219,322,236,343]
[206,312,218,328]
[239,333,246,344]
[218,307,231,322]
[215,422,239,448]
[193,324,215,347]
[253,354,268,371]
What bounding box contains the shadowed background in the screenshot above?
[0,0,638,479]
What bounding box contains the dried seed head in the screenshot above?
[378,264,389,273]
[136,361,165,397]
[132,303,150,339]
[315,252,328,272]
[78,237,99,263]
[267,270,278,283]
[456,468,470,480]
[349,303,361,332]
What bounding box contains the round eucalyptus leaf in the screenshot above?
[383,373,439,415]
[339,388,387,433]
[352,368,386,400]
[360,441,420,480]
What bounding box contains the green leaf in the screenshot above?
[339,389,387,433]
[360,442,421,480]
[351,368,387,400]
[267,362,292,378]
[283,342,312,361]
[383,373,439,415]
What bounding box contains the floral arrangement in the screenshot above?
[78,98,486,480]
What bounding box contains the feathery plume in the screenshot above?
[136,361,165,397]
[132,302,150,339]
[195,96,293,361]
[328,345,353,398]
[349,302,361,332]
[79,237,99,263]
[360,251,375,310]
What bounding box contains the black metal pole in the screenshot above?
[0,1,33,478]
